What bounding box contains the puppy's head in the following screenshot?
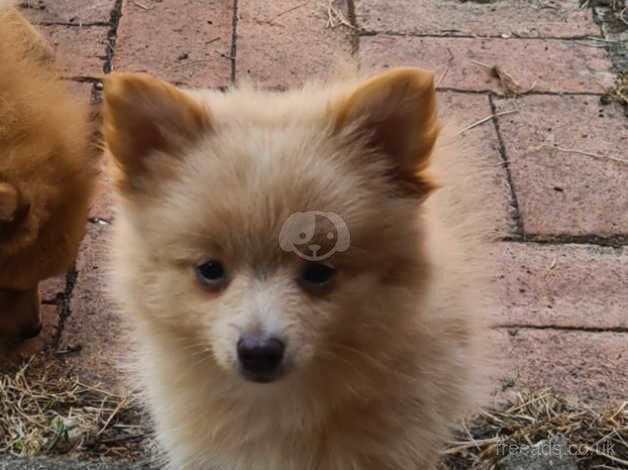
[105,69,439,386]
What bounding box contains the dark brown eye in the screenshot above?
[300,263,336,286]
[195,260,226,286]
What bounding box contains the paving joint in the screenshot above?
[488,94,525,239]
[62,76,104,83]
[436,87,606,96]
[51,265,79,350]
[36,21,112,27]
[358,30,604,41]
[492,324,628,334]
[104,0,124,74]
[344,0,360,55]
[230,0,238,83]
[502,234,628,248]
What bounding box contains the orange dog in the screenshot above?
[0,4,96,344]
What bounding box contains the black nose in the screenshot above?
[20,322,42,341]
[237,335,285,382]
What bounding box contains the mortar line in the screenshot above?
[35,21,111,27]
[501,234,628,248]
[345,0,360,56]
[359,30,605,41]
[492,324,628,334]
[52,264,79,350]
[437,87,605,97]
[488,94,525,239]
[103,0,124,74]
[230,0,238,84]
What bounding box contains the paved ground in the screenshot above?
[2,0,627,465]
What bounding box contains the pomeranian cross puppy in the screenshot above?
[104,67,492,469]
[0,2,96,344]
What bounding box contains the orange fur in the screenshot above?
[105,68,494,469]
[0,4,97,344]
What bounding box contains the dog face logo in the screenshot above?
[279,212,350,261]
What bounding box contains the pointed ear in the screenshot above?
[331,67,440,197]
[103,72,211,191]
[0,182,19,222]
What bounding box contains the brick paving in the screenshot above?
[4,0,627,451]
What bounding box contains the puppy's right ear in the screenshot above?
[103,72,211,191]
[0,183,19,222]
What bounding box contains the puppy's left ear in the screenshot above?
[331,67,440,198]
[103,72,211,192]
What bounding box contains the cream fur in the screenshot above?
[106,70,495,470]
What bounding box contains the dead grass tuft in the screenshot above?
[439,389,628,469]
[605,71,628,107]
[0,354,149,461]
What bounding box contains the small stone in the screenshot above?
[177,52,189,60]
[49,417,88,453]
[496,435,578,470]
[500,376,515,390]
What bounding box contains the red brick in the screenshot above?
[494,95,628,236]
[21,0,115,25]
[236,0,353,87]
[57,223,129,393]
[62,79,94,102]
[40,25,108,77]
[360,36,614,93]
[490,243,628,329]
[355,0,598,38]
[113,0,232,87]
[437,92,517,237]
[39,275,67,304]
[490,329,627,406]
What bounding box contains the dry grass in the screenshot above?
[1,356,625,468]
[605,72,628,107]
[0,354,150,461]
[439,390,627,469]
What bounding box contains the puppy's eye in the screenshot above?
[300,263,336,286]
[195,260,226,286]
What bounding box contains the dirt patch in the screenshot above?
[591,0,628,70]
